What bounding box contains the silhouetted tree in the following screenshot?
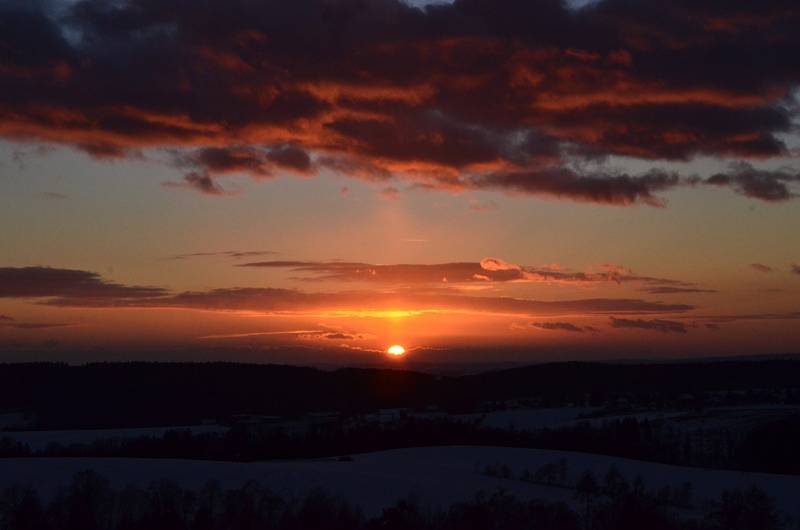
[707,486,781,530]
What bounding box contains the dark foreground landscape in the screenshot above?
[2,359,800,529]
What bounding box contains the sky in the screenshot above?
[0,0,798,365]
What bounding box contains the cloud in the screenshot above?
[0,321,73,330]
[297,330,373,341]
[266,144,314,174]
[609,317,689,334]
[750,263,773,273]
[0,265,690,317]
[240,257,699,290]
[531,321,598,333]
[167,250,277,260]
[468,168,682,207]
[39,284,693,317]
[198,327,371,341]
[0,267,166,300]
[2,0,799,205]
[241,260,515,283]
[177,147,272,177]
[479,258,522,272]
[640,286,716,295]
[65,288,692,316]
[686,311,800,324]
[175,144,314,179]
[0,313,73,330]
[162,172,228,196]
[705,162,800,202]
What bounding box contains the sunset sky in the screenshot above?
[1,0,798,365]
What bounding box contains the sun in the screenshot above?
[386,344,406,357]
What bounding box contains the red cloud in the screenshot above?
[1,1,798,204]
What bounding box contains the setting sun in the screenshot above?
[387,345,406,357]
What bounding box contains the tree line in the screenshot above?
[0,470,785,530]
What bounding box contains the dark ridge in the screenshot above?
[1,359,799,429]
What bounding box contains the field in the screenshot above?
[2,446,799,518]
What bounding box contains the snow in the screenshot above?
[1,425,229,450]
[570,405,800,432]
[1,446,799,518]
[451,407,598,431]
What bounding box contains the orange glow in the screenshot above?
[387,344,406,356]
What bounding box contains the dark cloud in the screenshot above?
[0,321,73,330]
[198,327,372,341]
[265,144,313,174]
[176,145,314,178]
[299,330,371,341]
[532,321,598,333]
[167,250,277,260]
[687,311,800,323]
[0,267,166,300]
[640,286,716,294]
[163,172,228,196]
[705,162,800,202]
[792,264,800,275]
[609,317,689,334]
[318,332,359,340]
[750,263,773,273]
[1,0,799,204]
[469,168,682,207]
[179,147,272,177]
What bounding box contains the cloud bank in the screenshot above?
[609,317,689,334]
[2,0,799,205]
[0,266,692,317]
[239,257,703,290]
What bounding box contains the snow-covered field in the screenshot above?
[1,425,229,450]
[451,407,598,431]
[567,405,800,432]
[1,446,798,518]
